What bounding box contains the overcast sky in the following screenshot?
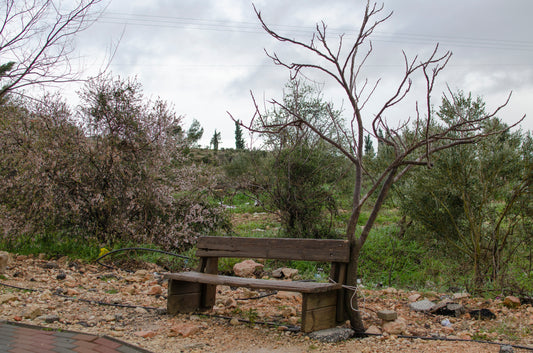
[69,0,532,147]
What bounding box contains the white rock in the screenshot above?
[233,260,264,278]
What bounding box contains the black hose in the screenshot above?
[95,247,190,270]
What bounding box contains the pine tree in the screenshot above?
[210,130,221,151]
[235,120,245,149]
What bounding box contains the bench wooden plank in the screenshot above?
[164,272,342,293]
[301,291,338,332]
[196,236,350,263]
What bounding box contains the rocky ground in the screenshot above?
[0,253,532,352]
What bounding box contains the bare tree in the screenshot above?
[0,0,105,99]
[232,2,524,332]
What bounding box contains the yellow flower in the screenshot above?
[99,247,110,257]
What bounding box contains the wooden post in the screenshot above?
[167,279,202,314]
[330,262,348,323]
[301,291,338,333]
[201,257,218,308]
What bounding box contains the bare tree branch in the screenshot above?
[0,0,106,99]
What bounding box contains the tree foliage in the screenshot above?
[400,92,532,291]
[235,120,246,150]
[210,130,221,151]
[257,80,345,238]
[0,76,229,250]
[187,119,204,146]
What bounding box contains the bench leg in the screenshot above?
[167,279,203,314]
[301,291,338,333]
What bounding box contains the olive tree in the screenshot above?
[233,2,523,332]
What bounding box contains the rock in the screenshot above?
[520,296,533,306]
[272,268,283,278]
[229,318,240,326]
[134,330,157,339]
[224,297,237,308]
[408,293,421,302]
[281,307,297,318]
[44,314,60,323]
[135,307,148,314]
[22,306,43,320]
[282,268,298,279]
[275,291,300,300]
[308,327,355,343]
[0,251,10,273]
[377,310,398,322]
[503,296,521,309]
[0,294,18,304]
[240,288,259,299]
[469,308,496,320]
[384,287,398,294]
[43,262,59,269]
[500,345,514,353]
[365,325,382,335]
[170,323,200,337]
[287,316,299,326]
[382,318,407,335]
[409,299,435,312]
[66,288,80,296]
[146,285,163,295]
[233,260,264,278]
[432,302,465,317]
[56,272,66,280]
[453,292,470,300]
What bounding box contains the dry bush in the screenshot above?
[0,76,228,250]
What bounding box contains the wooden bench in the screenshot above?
[163,236,350,332]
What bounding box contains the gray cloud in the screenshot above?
[68,0,532,146]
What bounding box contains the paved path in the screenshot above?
[0,321,152,353]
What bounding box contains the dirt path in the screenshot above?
[0,254,531,352]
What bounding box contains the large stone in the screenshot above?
[44,314,60,323]
[377,310,398,322]
[500,345,514,353]
[409,299,435,312]
[308,328,355,343]
[365,325,382,335]
[272,267,299,279]
[431,301,465,317]
[233,260,264,278]
[146,285,163,295]
[22,305,43,320]
[453,292,470,300]
[382,318,407,335]
[169,323,200,337]
[408,293,421,302]
[503,296,521,309]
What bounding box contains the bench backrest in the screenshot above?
[196,236,350,263]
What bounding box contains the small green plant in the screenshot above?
[471,331,492,342]
[244,308,259,323]
[105,288,118,294]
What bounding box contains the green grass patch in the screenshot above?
[0,230,100,260]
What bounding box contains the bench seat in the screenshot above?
[164,272,341,293]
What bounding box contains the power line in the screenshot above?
[95,11,533,52]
